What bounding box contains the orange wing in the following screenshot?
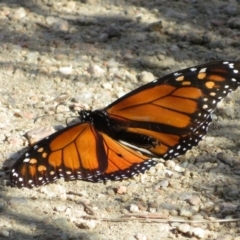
[10,123,105,187]
[10,122,156,188]
[105,61,240,159]
[94,132,156,181]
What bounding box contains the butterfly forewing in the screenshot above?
[105,61,240,157]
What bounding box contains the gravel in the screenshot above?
[1,0,240,240]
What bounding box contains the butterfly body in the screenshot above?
[10,61,240,188]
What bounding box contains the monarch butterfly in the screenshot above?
[10,61,240,188]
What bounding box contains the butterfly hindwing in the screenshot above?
[10,123,109,187]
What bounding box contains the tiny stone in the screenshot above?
[149,207,156,213]
[191,214,204,221]
[179,192,193,201]
[129,204,139,213]
[158,57,176,69]
[65,1,76,10]
[25,126,56,145]
[87,64,105,76]
[204,136,215,144]
[52,19,69,32]
[184,169,191,177]
[0,230,9,238]
[165,160,175,169]
[176,224,191,234]
[139,71,155,83]
[121,194,131,203]
[116,186,127,194]
[179,208,195,217]
[102,82,112,89]
[187,195,201,206]
[217,152,233,166]
[107,189,115,196]
[174,165,185,172]
[46,16,59,26]
[158,179,169,189]
[59,66,73,75]
[76,220,97,230]
[192,227,205,239]
[54,205,67,212]
[201,201,215,212]
[161,203,177,211]
[169,44,180,52]
[127,183,138,193]
[135,233,147,240]
[12,7,27,19]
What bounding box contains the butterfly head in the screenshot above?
[78,110,93,123]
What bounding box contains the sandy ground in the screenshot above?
[1,0,240,239]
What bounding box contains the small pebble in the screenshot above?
[76,220,97,230]
[179,208,195,217]
[25,126,56,145]
[52,19,69,31]
[135,233,147,240]
[165,160,176,169]
[138,71,155,83]
[192,227,206,239]
[187,195,201,206]
[158,179,169,189]
[201,201,215,212]
[87,64,105,76]
[127,183,138,193]
[161,203,177,211]
[0,230,10,238]
[12,7,27,19]
[116,185,127,194]
[174,165,185,173]
[129,204,139,213]
[54,205,67,212]
[176,224,191,234]
[59,66,73,75]
[191,214,204,221]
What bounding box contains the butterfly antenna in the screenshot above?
[34,113,56,123]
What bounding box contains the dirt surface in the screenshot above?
[1,0,240,239]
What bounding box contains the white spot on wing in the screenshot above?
[199,68,207,73]
[23,158,30,163]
